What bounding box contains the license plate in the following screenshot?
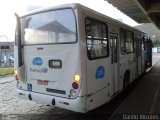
[37,80,48,85]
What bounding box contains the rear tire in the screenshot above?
[123,71,130,89]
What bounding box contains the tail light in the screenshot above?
[15,75,19,81]
[72,82,79,89]
[14,69,18,75]
[14,69,19,81]
[74,74,80,82]
[70,74,80,97]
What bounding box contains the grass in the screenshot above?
[0,68,14,76]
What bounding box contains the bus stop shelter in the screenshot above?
[106,0,160,29]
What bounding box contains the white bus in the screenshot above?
[14,3,152,113]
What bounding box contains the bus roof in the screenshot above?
[20,3,144,34]
[20,3,79,17]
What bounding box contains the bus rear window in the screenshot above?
[21,9,76,45]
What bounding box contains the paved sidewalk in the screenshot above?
[0,76,54,115]
[109,60,160,120]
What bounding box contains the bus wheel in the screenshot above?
[123,71,130,89]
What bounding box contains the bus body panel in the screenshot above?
[81,9,112,110]
[109,33,119,95]
[135,34,143,76]
[17,88,87,113]
[21,44,81,98]
[108,24,121,96]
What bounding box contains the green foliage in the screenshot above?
[0,68,14,76]
[153,40,160,47]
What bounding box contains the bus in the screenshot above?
[14,3,152,113]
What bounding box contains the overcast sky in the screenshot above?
[0,0,138,41]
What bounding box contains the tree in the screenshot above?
[152,39,160,47]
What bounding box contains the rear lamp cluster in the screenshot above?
[14,69,19,81]
[70,74,80,97]
[73,74,80,89]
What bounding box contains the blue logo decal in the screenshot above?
[96,66,105,79]
[32,57,43,66]
[27,83,32,91]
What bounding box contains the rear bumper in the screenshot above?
[17,88,87,113]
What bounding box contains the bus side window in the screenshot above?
[120,28,126,55]
[85,18,108,60]
[125,31,134,54]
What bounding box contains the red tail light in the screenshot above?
[15,75,19,81]
[72,82,79,89]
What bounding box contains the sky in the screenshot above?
[0,0,139,41]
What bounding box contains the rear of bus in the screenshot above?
[14,5,86,113]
